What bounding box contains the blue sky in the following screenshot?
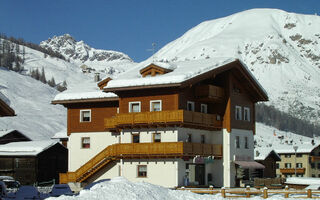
[1,0,319,62]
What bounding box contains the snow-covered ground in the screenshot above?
[0,67,66,140]
[47,177,314,200]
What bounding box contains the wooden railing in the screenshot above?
[60,142,222,184]
[311,156,320,162]
[194,84,224,101]
[280,168,305,174]
[105,110,222,130]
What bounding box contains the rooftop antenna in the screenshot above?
[146,42,157,62]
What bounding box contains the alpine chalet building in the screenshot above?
[52,58,268,188]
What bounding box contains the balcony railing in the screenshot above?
[60,142,222,183]
[105,110,222,130]
[310,156,320,162]
[194,84,224,102]
[280,168,305,174]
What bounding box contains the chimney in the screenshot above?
[94,73,100,82]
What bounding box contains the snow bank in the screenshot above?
[286,177,320,185]
[48,177,313,200]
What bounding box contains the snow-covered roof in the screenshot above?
[286,177,320,186]
[254,147,280,161]
[274,143,319,154]
[51,129,68,139]
[53,91,117,102]
[0,140,59,156]
[106,58,237,89]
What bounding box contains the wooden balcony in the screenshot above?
[60,142,222,184]
[310,156,320,162]
[105,110,222,131]
[280,168,305,174]
[194,84,224,102]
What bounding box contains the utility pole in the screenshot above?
[293,146,298,177]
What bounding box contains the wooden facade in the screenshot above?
[66,101,118,135]
[0,98,15,117]
[0,143,67,185]
[256,151,281,178]
[0,130,31,145]
[139,64,173,77]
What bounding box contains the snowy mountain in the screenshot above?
[40,34,135,73]
[148,8,320,125]
[0,67,66,140]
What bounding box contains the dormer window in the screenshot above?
[139,63,173,77]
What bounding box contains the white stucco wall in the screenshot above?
[121,128,178,143]
[68,132,119,171]
[223,128,254,187]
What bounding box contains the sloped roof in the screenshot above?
[0,140,60,156]
[104,58,268,101]
[0,92,15,117]
[51,129,68,139]
[0,129,31,140]
[254,147,281,161]
[274,143,320,154]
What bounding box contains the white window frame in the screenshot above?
[129,101,141,113]
[187,101,195,111]
[200,104,208,114]
[235,106,242,120]
[244,107,250,122]
[81,137,90,149]
[150,100,162,112]
[80,109,91,122]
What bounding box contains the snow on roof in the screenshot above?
[53,91,117,102]
[0,140,58,156]
[106,57,237,89]
[0,129,15,138]
[150,62,175,70]
[0,91,10,105]
[51,129,67,139]
[274,143,319,154]
[286,177,320,186]
[254,147,280,161]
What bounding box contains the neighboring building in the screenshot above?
[254,148,281,178]
[0,140,68,185]
[0,130,31,145]
[0,93,15,117]
[275,143,320,178]
[52,58,268,188]
[51,129,68,147]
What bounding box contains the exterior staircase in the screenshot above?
[60,142,223,184]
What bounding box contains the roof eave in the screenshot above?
[104,83,181,92]
[51,97,119,105]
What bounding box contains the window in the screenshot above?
[244,107,250,122]
[132,134,140,143]
[311,163,315,169]
[129,102,141,113]
[235,106,242,120]
[317,163,320,169]
[187,134,192,143]
[137,165,147,177]
[296,163,303,168]
[187,101,195,111]
[201,135,205,144]
[150,100,162,112]
[285,154,291,158]
[200,104,208,114]
[236,136,240,148]
[80,110,91,122]
[244,136,249,149]
[81,137,90,148]
[312,174,316,177]
[153,133,161,143]
[296,154,302,157]
[285,163,291,168]
[276,163,279,169]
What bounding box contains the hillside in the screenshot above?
[0,67,65,140]
[40,34,135,74]
[147,8,320,125]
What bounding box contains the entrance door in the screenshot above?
[187,164,205,186]
[195,164,205,185]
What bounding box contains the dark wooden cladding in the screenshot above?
[0,98,15,117]
[67,101,118,135]
[0,130,31,145]
[0,143,67,185]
